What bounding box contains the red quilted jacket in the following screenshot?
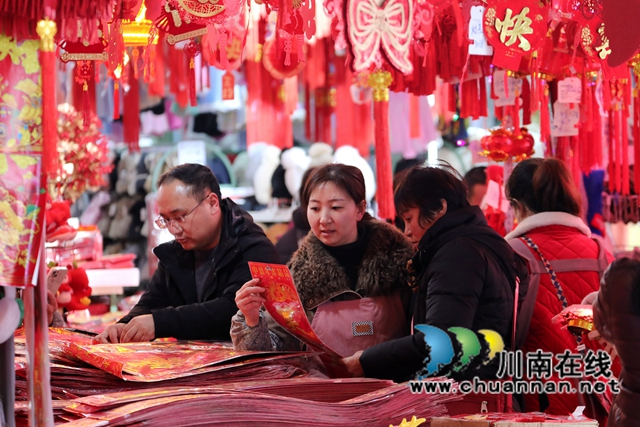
[506,212,615,419]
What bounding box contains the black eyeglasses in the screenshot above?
[155,195,209,230]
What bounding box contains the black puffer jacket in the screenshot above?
[119,199,279,340]
[360,206,529,382]
[593,258,640,427]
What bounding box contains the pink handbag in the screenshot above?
[311,292,407,358]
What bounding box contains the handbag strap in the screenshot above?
[520,235,584,350]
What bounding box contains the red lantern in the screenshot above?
[484,0,548,71]
[480,128,513,162]
[510,127,535,161]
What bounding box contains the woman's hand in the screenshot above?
[46,291,58,326]
[342,350,365,377]
[235,278,267,327]
[581,291,598,305]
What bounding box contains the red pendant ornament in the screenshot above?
[483,0,548,71]
[59,25,108,125]
[184,41,201,107]
[263,38,306,79]
[222,71,235,100]
[346,0,413,74]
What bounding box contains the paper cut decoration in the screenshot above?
[346,0,413,74]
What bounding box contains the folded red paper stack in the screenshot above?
[14,329,462,426]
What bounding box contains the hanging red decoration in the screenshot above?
[59,25,108,125]
[37,18,58,176]
[184,41,201,107]
[155,2,208,45]
[510,127,535,161]
[483,0,548,71]
[481,128,514,162]
[368,70,395,221]
[167,0,244,28]
[602,0,640,67]
[202,15,246,71]
[263,38,306,79]
[346,0,413,74]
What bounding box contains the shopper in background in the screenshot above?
[343,164,528,381]
[463,166,487,206]
[93,163,279,344]
[274,167,317,264]
[231,164,414,356]
[505,158,613,422]
[593,258,640,427]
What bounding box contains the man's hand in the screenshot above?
[342,350,365,377]
[120,314,156,343]
[235,278,266,327]
[46,290,58,326]
[93,323,127,344]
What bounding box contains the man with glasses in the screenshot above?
[94,163,279,343]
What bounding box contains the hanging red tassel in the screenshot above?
[448,83,456,113]
[479,77,488,118]
[184,41,200,107]
[521,78,531,125]
[222,71,234,100]
[369,70,394,221]
[304,83,312,141]
[296,34,305,63]
[409,94,421,138]
[634,83,640,194]
[113,80,120,120]
[123,62,140,152]
[512,89,520,135]
[615,104,622,194]
[530,54,539,112]
[37,18,58,175]
[202,64,209,90]
[608,110,615,194]
[570,135,581,189]
[622,100,630,195]
[218,33,229,70]
[540,81,551,155]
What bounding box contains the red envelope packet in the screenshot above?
[248,262,340,358]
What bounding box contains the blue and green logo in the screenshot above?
[414,325,504,379]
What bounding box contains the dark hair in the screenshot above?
[464,167,487,193]
[505,158,580,216]
[301,164,366,212]
[157,163,222,200]
[394,163,469,223]
[299,167,318,198]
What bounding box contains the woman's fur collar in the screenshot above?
[505,211,591,240]
[289,220,413,310]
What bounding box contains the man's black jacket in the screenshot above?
[119,198,279,340]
